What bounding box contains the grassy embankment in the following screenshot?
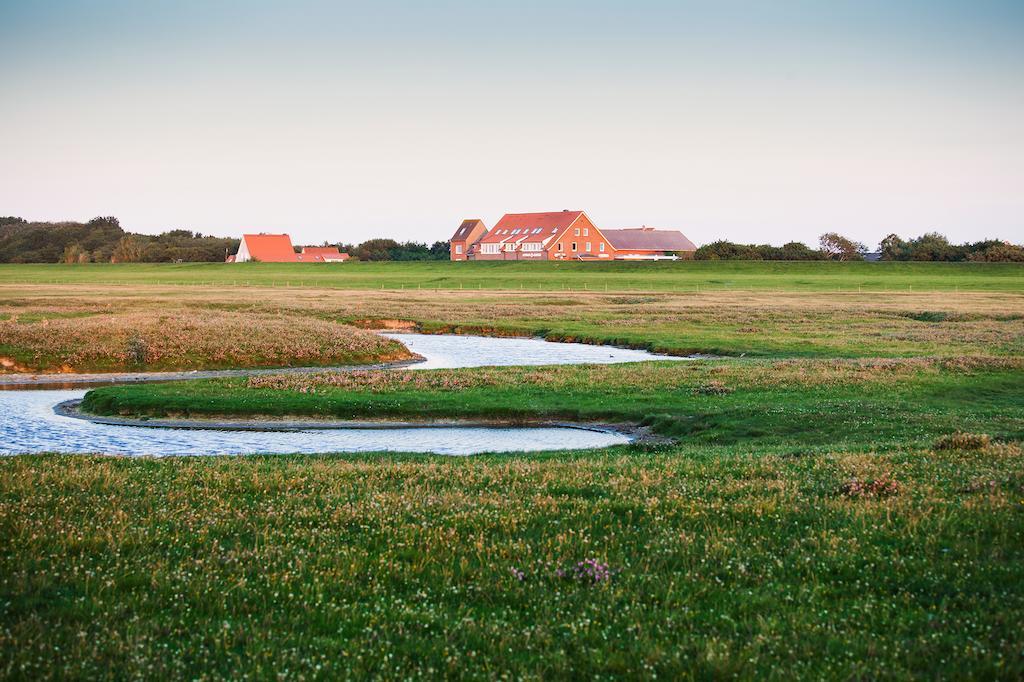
[81,358,1024,448]
[1,259,1024,292]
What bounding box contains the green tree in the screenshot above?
[779,241,822,260]
[968,243,1024,262]
[353,239,400,261]
[111,235,143,263]
[879,234,909,261]
[60,243,88,264]
[694,241,763,260]
[819,233,865,261]
[906,232,963,261]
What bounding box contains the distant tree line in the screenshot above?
[695,231,1023,262]
[327,239,450,262]
[878,233,1024,262]
[0,216,239,263]
[4,216,1020,264]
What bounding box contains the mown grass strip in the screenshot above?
[2,260,1023,292]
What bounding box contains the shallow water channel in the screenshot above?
[0,333,683,457]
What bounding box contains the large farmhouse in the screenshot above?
[448,211,695,261]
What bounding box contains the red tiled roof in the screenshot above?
[479,211,583,245]
[603,228,696,252]
[298,246,349,262]
[242,233,298,262]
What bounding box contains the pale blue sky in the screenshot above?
[1,0,1022,246]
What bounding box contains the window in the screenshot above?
[481,243,500,254]
[574,228,581,236]
[533,228,542,234]
[586,241,592,252]
[599,243,605,252]
[512,228,521,234]
[505,243,517,251]
[523,242,541,252]
[455,244,463,254]
[584,228,589,236]
[572,242,577,252]
[557,243,563,252]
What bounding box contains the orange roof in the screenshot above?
[479,211,584,245]
[299,247,349,262]
[242,233,298,262]
[450,219,486,242]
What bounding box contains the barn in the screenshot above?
[231,234,298,263]
[603,227,697,260]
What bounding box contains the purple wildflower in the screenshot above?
[572,558,613,584]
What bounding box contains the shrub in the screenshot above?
[934,432,991,451]
[124,336,148,365]
[839,473,900,499]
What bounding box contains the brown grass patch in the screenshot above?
[934,432,992,451]
[0,309,412,372]
[839,473,901,499]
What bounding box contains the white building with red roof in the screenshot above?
[231,233,298,263]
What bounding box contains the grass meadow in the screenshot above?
[1,261,1023,679]
[1,259,1024,293]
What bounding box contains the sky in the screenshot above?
[1,0,1022,248]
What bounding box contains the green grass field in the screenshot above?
[3,445,1023,679]
[2,262,1024,678]
[2,259,1023,292]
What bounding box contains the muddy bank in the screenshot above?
[0,357,425,389]
[56,398,663,443]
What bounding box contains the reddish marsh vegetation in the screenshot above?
[0,309,412,372]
